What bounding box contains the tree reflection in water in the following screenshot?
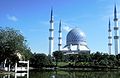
[1,71,120,78]
[29,70,120,78]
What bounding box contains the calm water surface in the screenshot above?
[1,70,120,78]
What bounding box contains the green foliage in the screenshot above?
[76,62,94,66]
[53,51,64,66]
[30,53,53,68]
[52,62,69,67]
[53,51,64,62]
[51,51,120,67]
[0,27,32,64]
[78,54,91,62]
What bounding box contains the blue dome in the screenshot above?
[66,28,86,45]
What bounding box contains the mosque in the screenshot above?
[48,9,90,56]
[49,4,119,56]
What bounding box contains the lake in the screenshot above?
[1,70,120,78]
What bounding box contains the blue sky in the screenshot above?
[0,0,120,55]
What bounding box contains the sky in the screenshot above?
[0,0,120,55]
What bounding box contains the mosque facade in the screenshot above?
[49,4,119,56]
[49,9,90,56]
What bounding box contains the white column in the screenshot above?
[8,64,10,71]
[15,63,17,73]
[77,44,80,51]
[114,18,119,55]
[108,19,112,55]
[58,20,62,51]
[114,5,119,55]
[49,9,54,56]
[4,59,6,68]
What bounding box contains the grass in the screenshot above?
[52,62,75,67]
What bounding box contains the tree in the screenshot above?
[93,52,102,61]
[78,54,91,62]
[0,27,32,64]
[30,53,52,68]
[69,54,77,62]
[53,51,64,66]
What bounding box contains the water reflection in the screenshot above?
[1,70,120,78]
[29,70,120,78]
[1,72,29,78]
[15,72,29,78]
[2,74,10,78]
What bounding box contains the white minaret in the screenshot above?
[108,19,112,55]
[58,20,62,51]
[114,5,119,55]
[49,9,54,56]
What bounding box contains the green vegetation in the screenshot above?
[53,51,64,66]
[30,53,53,68]
[0,27,32,66]
[0,27,52,68]
[52,62,68,67]
[52,51,120,69]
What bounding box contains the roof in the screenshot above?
[66,28,86,45]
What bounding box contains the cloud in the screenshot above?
[7,14,18,22]
[63,25,72,32]
[80,30,86,37]
[62,22,73,32]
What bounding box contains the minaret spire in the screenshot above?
[113,4,119,55]
[109,19,111,30]
[108,18,112,55]
[114,5,118,21]
[49,8,54,56]
[50,8,54,22]
[58,20,62,51]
